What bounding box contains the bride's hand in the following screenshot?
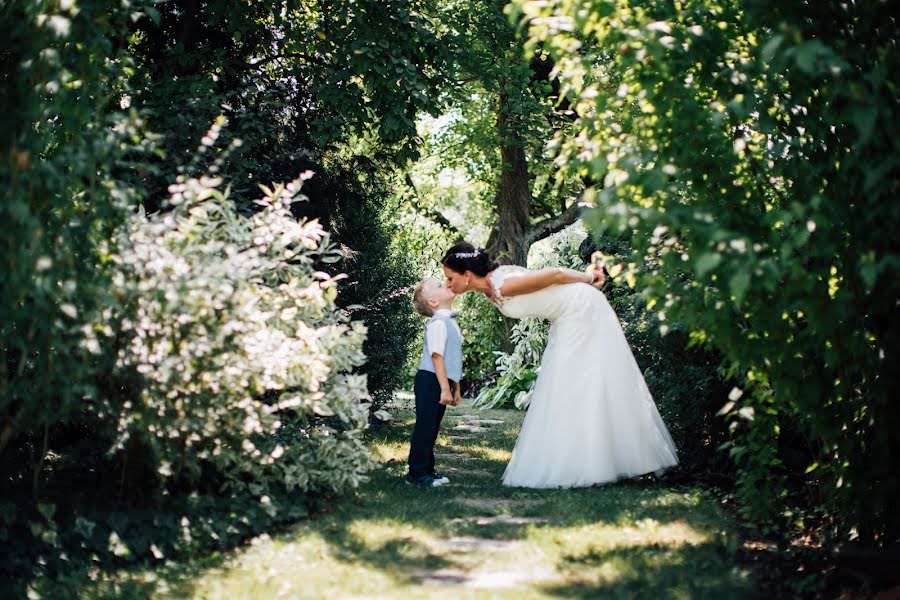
[588,265,606,289]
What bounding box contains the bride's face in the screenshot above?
[442,265,468,294]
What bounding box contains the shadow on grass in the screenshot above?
[541,542,752,599]
[79,406,752,598]
[265,408,749,593]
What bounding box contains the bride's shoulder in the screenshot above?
[489,265,529,283]
[488,266,531,301]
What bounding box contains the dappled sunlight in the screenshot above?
[455,443,514,464]
[369,437,411,463]
[159,406,752,599]
[546,541,751,598]
[346,518,441,553]
[180,522,455,598]
[541,519,714,553]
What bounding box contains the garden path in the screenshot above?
[166,394,754,599]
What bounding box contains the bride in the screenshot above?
[442,241,678,488]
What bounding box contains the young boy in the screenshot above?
[406,277,463,487]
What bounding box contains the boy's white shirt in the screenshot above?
[425,308,462,356]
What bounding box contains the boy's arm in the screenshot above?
[432,353,454,406]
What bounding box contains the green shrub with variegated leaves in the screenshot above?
[96,144,376,498]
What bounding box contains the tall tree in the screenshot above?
[416,0,585,265]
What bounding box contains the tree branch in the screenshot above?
[404,174,461,236]
[524,197,582,247]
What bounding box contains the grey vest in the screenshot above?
[418,313,463,383]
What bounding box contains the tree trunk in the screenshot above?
[176,0,202,48]
[488,94,531,266]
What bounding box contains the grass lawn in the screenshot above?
[147,395,754,599]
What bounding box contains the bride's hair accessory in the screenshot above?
[454,250,480,259]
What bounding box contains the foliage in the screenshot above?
[278,0,453,160]
[472,318,546,410]
[1,127,378,595]
[127,3,424,407]
[452,1,586,264]
[1,0,156,458]
[514,0,900,542]
[455,291,516,390]
[129,0,452,185]
[301,158,421,409]
[3,0,445,594]
[105,153,375,498]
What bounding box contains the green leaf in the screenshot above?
[761,34,783,63]
[851,103,877,145]
[74,516,97,539]
[793,40,827,74]
[729,271,750,303]
[716,401,736,417]
[37,503,56,521]
[695,253,721,278]
[859,262,878,290]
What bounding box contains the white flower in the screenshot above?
[647,21,672,34]
[373,410,393,421]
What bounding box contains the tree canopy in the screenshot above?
[2,0,899,595]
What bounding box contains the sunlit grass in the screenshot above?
[113,398,754,599]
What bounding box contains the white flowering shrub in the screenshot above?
[95,157,375,497]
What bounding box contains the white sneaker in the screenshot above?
[405,474,448,487]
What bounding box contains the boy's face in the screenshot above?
[424,277,456,310]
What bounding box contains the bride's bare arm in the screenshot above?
[497,267,602,298]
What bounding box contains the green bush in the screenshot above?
[456,290,516,389]
[124,4,424,410]
[1,0,154,460]
[0,139,379,596]
[299,160,421,410]
[516,0,900,542]
[472,317,547,410]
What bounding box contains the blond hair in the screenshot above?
[412,279,435,317]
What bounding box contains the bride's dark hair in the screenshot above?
[441,241,499,277]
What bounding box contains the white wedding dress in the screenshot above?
[491,266,678,488]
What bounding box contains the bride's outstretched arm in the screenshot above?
[498,267,603,298]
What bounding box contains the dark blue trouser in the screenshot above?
[408,370,449,478]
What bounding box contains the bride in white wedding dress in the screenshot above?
[442,241,678,488]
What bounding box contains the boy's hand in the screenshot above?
[439,388,453,406]
[451,389,462,406]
